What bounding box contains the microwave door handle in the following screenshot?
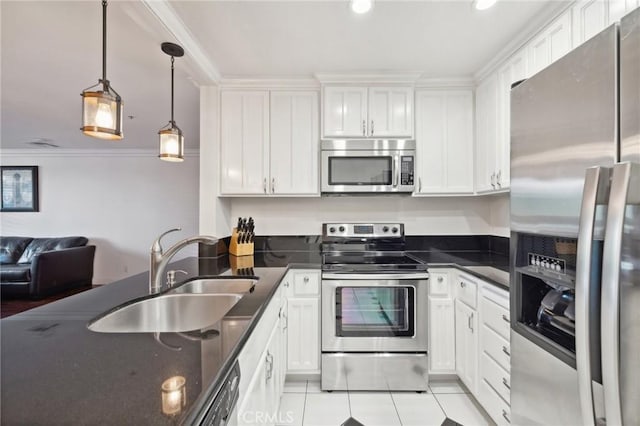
[575,166,610,426]
[393,155,399,188]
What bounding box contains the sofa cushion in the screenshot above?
[17,237,89,264]
[0,237,34,264]
[0,264,31,282]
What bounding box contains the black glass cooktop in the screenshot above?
[322,252,427,272]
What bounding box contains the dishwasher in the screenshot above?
[200,361,241,426]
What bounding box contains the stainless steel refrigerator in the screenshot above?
[509,7,639,426]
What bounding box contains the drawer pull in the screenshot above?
[502,346,511,357]
[502,410,511,423]
[460,281,466,288]
[303,276,310,283]
[437,276,444,283]
[502,377,511,390]
[502,314,509,323]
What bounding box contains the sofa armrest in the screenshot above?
[29,246,96,298]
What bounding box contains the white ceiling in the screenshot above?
[1,0,568,150]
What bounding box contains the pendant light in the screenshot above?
[81,0,123,140]
[158,42,185,162]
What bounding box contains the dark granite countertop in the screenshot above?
[1,257,287,425]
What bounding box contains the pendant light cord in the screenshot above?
[170,56,175,126]
[102,0,108,88]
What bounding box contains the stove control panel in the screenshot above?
[323,223,404,239]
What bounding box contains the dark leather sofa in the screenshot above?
[0,236,96,299]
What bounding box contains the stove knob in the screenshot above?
[339,226,345,232]
[392,227,398,234]
[382,226,389,233]
[329,227,336,233]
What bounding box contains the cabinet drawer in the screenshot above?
[479,379,511,426]
[481,351,510,403]
[293,270,320,296]
[481,324,510,372]
[456,273,477,309]
[429,271,450,296]
[481,295,510,341]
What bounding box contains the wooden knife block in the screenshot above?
[229,228,254,257]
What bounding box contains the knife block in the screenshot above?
[229,253,254,275]
[229,228,254,257]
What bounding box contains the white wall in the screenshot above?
[0,150,199,284]
[488,193,510,237]
[229,196,493,236]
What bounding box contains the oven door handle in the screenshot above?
[322,272,429,280]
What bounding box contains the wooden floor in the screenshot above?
[1,285,96,319]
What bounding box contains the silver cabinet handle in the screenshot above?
[468,314,472,330]
[502,314,509,323]
[284,281,289,288]
[437,276,444,283]
[266,351,274,380]
[576,166,611,426]
[362,120,366,136]
[470,313,474,333]
[370,120,374,136]
[502,410,511,423]
[496,170,502,188]
[460,281,466,288]
[502,345,511,356]
[418,177,422,192]
[503,377,511,390]
[271,177,275,193]
[263,178,267,194]
[601,163,638,426]
[283,312,288,330]
[303,276,309,283]
[490,172,496,189]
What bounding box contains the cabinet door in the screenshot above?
[572,0,609,48]
[270,91,319,195]
[475,74,499,193]
[323,87,368,137]
[429,296,456,373]
[496,51,527,191]
[220,91,270,195]
[287,298,320,372]
[368,87,414,138]
[609,0,640,23]
[527,11,572,76]
[455,299,478,395]
[415,90,473,194]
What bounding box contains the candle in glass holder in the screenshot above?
[161,376,186,416]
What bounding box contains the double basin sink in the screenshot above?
[87,277,257,333]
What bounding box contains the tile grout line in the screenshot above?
[389,391,404,426]
[301,380,308,426]
[431,392,450,420]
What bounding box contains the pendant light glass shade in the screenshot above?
[159,42,185,162]
[159,125,184,162]
[81,1,124,140]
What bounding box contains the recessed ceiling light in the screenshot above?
[351,0,373,14]
[474,0,497,10]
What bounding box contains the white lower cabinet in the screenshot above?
[455,298,478,395]
[428,269,456,374]
[477,282,511,425]
[285,269,321,375]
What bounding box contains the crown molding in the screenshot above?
[0,148,200,158]
[314,71,423,85]
[219,78,320,90]
[415,77,475,89]
[473,1,575,82]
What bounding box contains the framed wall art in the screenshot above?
[1,166,39,212]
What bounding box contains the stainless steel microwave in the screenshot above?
[321,140,415,194]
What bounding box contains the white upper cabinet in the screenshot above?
[415,89,474,194]
[323,86,368,137]
[367,87,414,138]
[322,86,414,138]
[527,10,573,76]
[220,91,270,195]
[475,74,500,194]
[220,90,320,196]
[270,91,319,195]
[572,0,609,47]
[609,0,640,23]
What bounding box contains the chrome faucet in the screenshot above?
[149,228,218,294]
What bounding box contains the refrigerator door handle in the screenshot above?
[576,166,610,426]
[601,162,638,426]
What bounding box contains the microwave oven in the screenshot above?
[321,140,416,194]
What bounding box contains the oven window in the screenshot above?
[336,286,415,337]
[328,157,392,185]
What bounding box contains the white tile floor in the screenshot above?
[277,378,494,426]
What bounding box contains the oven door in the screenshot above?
[321,150,415,193]
[321,273,428,352]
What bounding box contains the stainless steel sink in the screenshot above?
[87,293,242,333]
[170,278,257,295]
